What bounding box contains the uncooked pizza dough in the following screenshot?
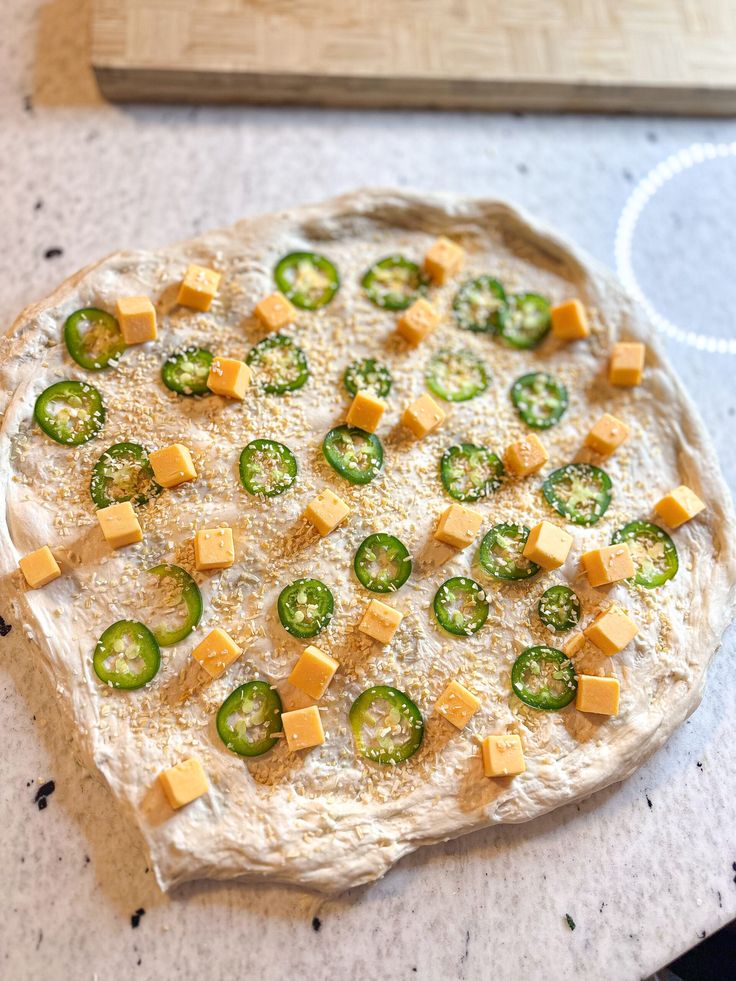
[1,190,734,893]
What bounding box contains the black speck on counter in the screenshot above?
[0,615,12,636]
[732,861,736,884]
[131,908,145,928]
[44,248,63,260]
[311,916,321,932]
[34,780,55,810]
[696,761,703,770]
[646,131,659,143]
[23,95,33,113]
[34,199,43,211]
[565,913,576,931]
[622,168,634,183]
[645,793,653,810]
[697,930,707,940]
[516,162,529,175]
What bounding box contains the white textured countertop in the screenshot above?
[2,3,736,979]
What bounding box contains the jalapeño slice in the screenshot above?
[34,380,105,446]
[500,293,551,349]
[64,307,125,371]
[274,251,339,310]
[440,443,504,502]
[452,276,507,333]
[361,255,427,310]
[349,686,424,765]
[511,372,568,429]
[93,620,160,690]
[278,578,334,638]
[538,585,581,632]
[479,523,540,581]
[433,577,489,636]
[246,335,309,395]
[145,564,203,647]
[354,533,412,593]
[239,439,297,497]
[543,463,613,526]
[216,681,282,758]
[511,646,577,711]
[426,348,489,403]
[343,358,393,399]
[611,520,679,588]
[89,442,161,509]
[322,425,383,485]
[161,346,213,396]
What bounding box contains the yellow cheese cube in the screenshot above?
[434,502,483,550]
[654,485,706,528]
[551,298,590,340]
[503,433,549,477]
[281,704,325,752]
[584,605,638,656]
[193,527,235,571]
[176,263,221,311]
[304,488,350,537]
[115,296,157,345]
[585,413,630,457]
[191,626,241,679]
[609,342,645,386]
[207,356,253,400]
[563,632,586,658]
[149,443,197,488]
[401,392,446,438]
[423,235,465,285]
[19,545,61,589]
[481,734,526,778]
[97,501,142,549]
[396,298,439,345]
[358,598,403,645]
[576,675,620,715]
[158,757,208,809]
[255,291,296,331]
[346,390,386,433]
[522,520,573,571]
[288,645,338,700]
[582,544,634,588]
[435,680,481,730]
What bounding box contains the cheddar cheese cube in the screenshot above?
[158,757,208,809]
[115,296,157,345]
[582,544,634,588]
[434,502,483,550]
[522,520,572,571]
[481,734,525,778]
[359,599,403,645]
[177,263,221,312]
[281,704,325,752]
[584,605,638,656]
[423,236,465,285]
[503,433,549,477]
[551,298,590,340]
[654,485,706,528]
[255,291,296,331]
[576,675,620,716]
[97,501,142,549]
[585,413,630,457]
[304,488,350,537]
[435,680,481,730]
[396,298,439,345]
[346,390,386,433]
[563,632,585,658]
[207,356,253,400]
[19,545,61,589]
[402,392,446,438]
[288,645,338,700]
[149,443,197,488]
[609,342,645,386]
[193,527,235,571]
[191,627,241,679]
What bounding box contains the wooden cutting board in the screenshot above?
[91,0,736,114]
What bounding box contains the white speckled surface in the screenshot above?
[1,3,735,979]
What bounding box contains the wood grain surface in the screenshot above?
[91,0,736,113]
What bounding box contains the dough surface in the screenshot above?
[1,190,734,893]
